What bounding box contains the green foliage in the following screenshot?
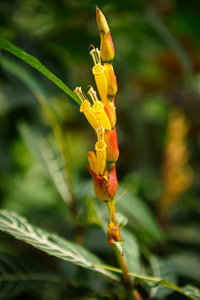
[0,210,199,300]
[116,187,164,242]
[0,253,61,300]
[0,210,120,284]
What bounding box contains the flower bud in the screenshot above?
[104,63,118,96]
[96,6,109,34]
[100,31,115,62]
[104,127,119,163]
[102,98,116,129]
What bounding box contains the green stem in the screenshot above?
[106,199,131,289]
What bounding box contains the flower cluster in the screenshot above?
[158,109,194,222]
[74,7,119,202]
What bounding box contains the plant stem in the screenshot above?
[107,198,117,224]
[107,199,131,289]
[115,248,131,289]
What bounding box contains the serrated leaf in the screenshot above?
[116,186,164,241]
[19,123,70,204]
[0,253,61,300]
[0,210,120,284]
[116,213,128,229]
[0,39,80,104]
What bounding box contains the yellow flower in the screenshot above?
[88,86,111,130]
[90,47,108,103]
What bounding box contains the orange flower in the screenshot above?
[104,127,119,164]
[87,163,118,201]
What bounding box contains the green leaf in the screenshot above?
[116,213,128,229]
[116,186,164,241]
[0,253,61,300]
[153,281,200,300]
[1,54,74,206]
[181,285,200,300]
[167,251,200,284]
[0,210,120,284]
[19,123,70,205]
[110,239,124,256]
[0,39,80,104]
[147,256,177,298]
[121,229,140,274]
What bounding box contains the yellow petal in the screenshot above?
[88,151,98,174]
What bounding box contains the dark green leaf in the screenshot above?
[0,252,61,300]
[0,39,80,104]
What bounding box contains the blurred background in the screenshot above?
[0,0,200,299]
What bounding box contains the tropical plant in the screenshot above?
[0,2,200,300]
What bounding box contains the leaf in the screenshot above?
[116,186,164,241]
[0,210,120,284]
[111,239,124,256]
[19,123,70,205]
[0,252,61,300]
[0,39,80,104]
[181,285,200,300]
[147,256,177,298]
[167,251,200,284]
[1,54,74,206]
[121,229,140,274]
[153,281,200,300]
[116,213,128,229]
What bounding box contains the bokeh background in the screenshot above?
[1,0,200,299]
